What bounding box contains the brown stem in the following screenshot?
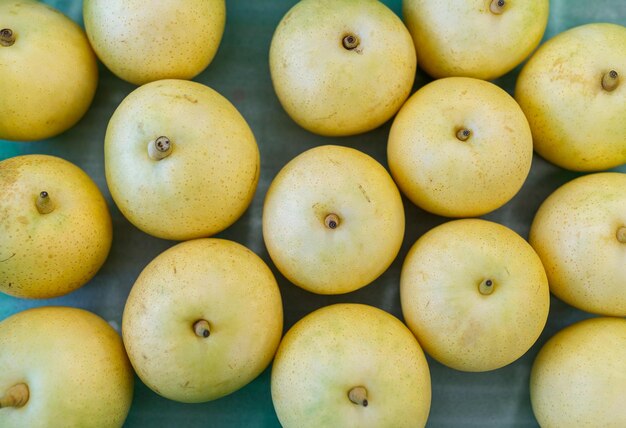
[490,0,506,14]
[0,28,15,47]
[342,34,359,50]
[324,213,340,229]
[479,278,495,295]
[602,70,619,92]
[148,136,173,160]
[617,226,626,243]
[36,191,55,214]
[193,319,211,338]
[0,383,29,408]
[456,128,471,141]
[348,386,368,407]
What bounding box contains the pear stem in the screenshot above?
[148,136,173,160]
[0,383,29,408]
[617,226,626,243]
[324,213,340,229]
[36,191,55,214]
[348,386,368,407]
[456,128,471,141]
[490,0,506,14]
[193,319,211,338]
[342,34,359,50]
[602,70,619,92]
[0,28,15,47]
[479,278,495,295]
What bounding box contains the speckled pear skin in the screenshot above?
[105,79,260,241]
[0,154,112,299]
[122,238,283,403]
[0,306,134,428]
[531,317,626,427]
[0,0,98,141]
[83,0,225,85]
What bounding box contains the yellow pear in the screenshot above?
[531,317,626,427]
[0,0,97,141]
[529,172,626,316]
[516,23,626,171]
[263,145,405,294]
[269,0,416,136]
[0,306,134,427]
[272,304,431,428]
[0,155,112,299]
[401,219,549,372]
[122,238,283,403]
[105,79,259,240]
[388,77,533,217]
[83,0,225,85]
[402,0,549,80]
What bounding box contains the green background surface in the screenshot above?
[1,1,625,427]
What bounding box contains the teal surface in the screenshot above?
[1,1,625,427]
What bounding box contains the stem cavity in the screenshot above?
[36,191,55,214]
[617,226,626,244]
[456,128,471,141]
[0,383,29,408]
[0,28,15,47]
[148,136,173,160]
[324,213,340,230]
[348,386,368,407]
[479,278,495,295]
[490,0,506,14]
[342,34,359,50]
[193,319,211,338]
[602,70,619,92]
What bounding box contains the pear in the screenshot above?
[0,306,134,427]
